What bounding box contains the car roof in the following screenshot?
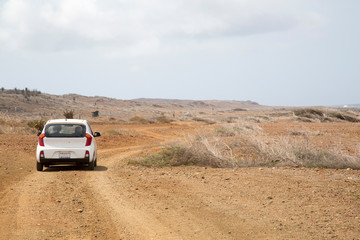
[46,119,88,124]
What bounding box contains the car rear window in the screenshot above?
[45,124,86,138]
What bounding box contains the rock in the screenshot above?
[77,209,83,213]
[267,196,273,199]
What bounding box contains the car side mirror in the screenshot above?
[94,132,101,137]
[37,132,42,136]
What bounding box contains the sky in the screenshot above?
[0,0,359,106]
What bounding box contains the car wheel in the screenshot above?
[36,162,43,171]
[88,160,94,170]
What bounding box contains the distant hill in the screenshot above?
[133,98,259,109]
[0,88,267,119]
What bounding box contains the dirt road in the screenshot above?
[0,123,359,239]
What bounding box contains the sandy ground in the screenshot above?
[0,122,359,239]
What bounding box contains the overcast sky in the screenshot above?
[0,0,359,106]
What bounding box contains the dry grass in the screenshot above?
[156,115,173,124]
[130,116,155,124]
[0,112,36,134]
[88,117,126,125]
[106,128,140,137]
[294,108,360,123]
[131,120,360,169]
[27,119,46,132]
[192,117,216,124]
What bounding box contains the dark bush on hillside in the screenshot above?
[130,116,155,124]
[294,108,324,118]
[328,112,360,122]
[192,117,216,124]
[63,109,74,119]
[294,108,360,122]
[27,120,46,132]
[156,116,173,124]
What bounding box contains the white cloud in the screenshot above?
[130,65,140,73]
[0,0,325,56]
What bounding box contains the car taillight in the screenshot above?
[40,151,44,158]
[85,133,92,146]
[85,150,89,158]
[38,133,45,146]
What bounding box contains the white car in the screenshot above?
[36,119,101,171]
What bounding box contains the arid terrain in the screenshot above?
[0,90,359,239]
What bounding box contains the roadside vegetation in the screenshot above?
[0,112,38,134]
[106,128,140,137]
[27,119,46,132]
[129,120,360,170]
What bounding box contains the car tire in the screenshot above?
[88,160,95,170]
[94,157,97,167]
[37,162,43,171]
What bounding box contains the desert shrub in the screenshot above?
[294,108,325,118]
[131,122,360,169]
[245,115,272,123]
[215,126,236,137]
[294,108,360,123]
[106,129,139,137]
[129,146,187,167]
[292,149,360,169]
[236,135,360,169]
[156,115,173,124]
[130,116,155,124]
[232,108,247,112]
[129,138,237,168]
[296,117,316,123]
[223,116,238,123]
[328,112,360,122]
[192,117,216,124]
[27,119,46,132]
[63,109,74,119]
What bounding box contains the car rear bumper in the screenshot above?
[39,158,90,165]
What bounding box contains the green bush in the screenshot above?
[27,120,46,132]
